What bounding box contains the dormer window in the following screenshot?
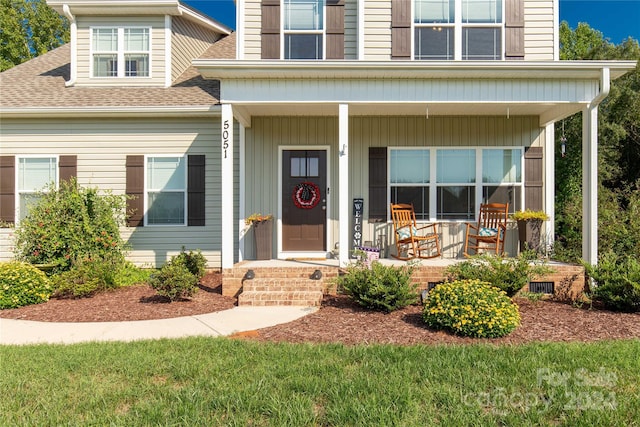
[284,0,324,59]
[92,27,150,77]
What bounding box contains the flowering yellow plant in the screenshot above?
[423,279,520,338]
[245,213,273,225]
[512,209,549,221]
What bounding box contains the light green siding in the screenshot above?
[244,115,543,258]
[0,117,237,268]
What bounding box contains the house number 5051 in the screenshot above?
[222,120,230,159]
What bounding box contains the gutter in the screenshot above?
[0,105,221,119]
[62,4,77,87]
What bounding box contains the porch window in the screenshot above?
[436,149,476,219]
[482,148,522,212]
[388,147,523,221]
[390,149,430,220]
[413,0,503,60]
[284,0,324,59]
[92,27,150,77]
[17,157,57,221]
[146,156,186,225]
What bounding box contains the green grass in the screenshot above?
[1,339,639,426]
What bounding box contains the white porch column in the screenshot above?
[544,123,555,250]
[338,104,350,266]
[221,104,234,269]
[582,105,598,265]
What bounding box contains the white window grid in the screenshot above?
[15,155,59,223]
[387,146,524,222]
[282,0,326,59]
[144,155,187,227]
[90,27,151,78]
[412,0,504,61]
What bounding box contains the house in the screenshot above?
[0,0,636,302]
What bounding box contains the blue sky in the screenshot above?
[185,0,640,45]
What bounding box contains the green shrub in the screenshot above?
[0,261,53,309]
[585,252,640,312]
[149,263,198,301]
[171,247,206,279]
[445,251,553,297]
[336,261,417,312]
[51,256,121,298]
[423,279,521,338]
[13,179,128,273]
[116,262,154,287]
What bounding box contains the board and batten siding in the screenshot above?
[244,116,340,258]
[171,16,222,82]
[0,117,237,268]
[524,0,556,60]
[75,16,167,87]
[243,115,543,258]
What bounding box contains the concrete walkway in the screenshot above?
[0,306,317,345]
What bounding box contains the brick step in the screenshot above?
[238,290,323,307]
[236,267,338,280]
[242,278,326,293]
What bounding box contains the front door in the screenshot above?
[282,150,327,252]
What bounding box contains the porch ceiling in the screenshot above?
[233,102,581,121]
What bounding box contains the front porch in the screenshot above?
[222,257,586,307]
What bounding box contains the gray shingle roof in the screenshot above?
[0,33,236,110]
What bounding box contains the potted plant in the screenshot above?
[246,213,273,260]
[512,210,549,253]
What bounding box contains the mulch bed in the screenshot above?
[2,271,639,345]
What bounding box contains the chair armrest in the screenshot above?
[465,222,479,233]
[416,223,438,234]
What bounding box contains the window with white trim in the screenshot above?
[414,0,503,60]
[146,156,186,225]
[92,27,150,77]
[284,0,324,59]
[389,147,522,221]
[17,157,57,221]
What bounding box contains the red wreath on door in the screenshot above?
[292,182,321,209]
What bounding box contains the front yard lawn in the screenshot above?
[1,338,639,426]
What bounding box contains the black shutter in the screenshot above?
[0,156,15,224]
[505,0,525,59]
[524,147,543,211]
[125,155,144,227]
[369,147,387,222]
[326,0,345,59]
[261,0,280,59]
[391,0,411,59]
[59,155,77,184]
[188,155,205,226]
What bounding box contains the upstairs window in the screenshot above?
[284,0,324,59]
[92,27,150,77]
[413,0,503,60]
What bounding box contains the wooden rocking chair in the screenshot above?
[463,203,509,256]
[390,203,441,260]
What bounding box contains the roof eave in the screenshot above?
[0,106,220,119]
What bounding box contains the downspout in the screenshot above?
[590,67,611,108]
[63,4,77,87]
